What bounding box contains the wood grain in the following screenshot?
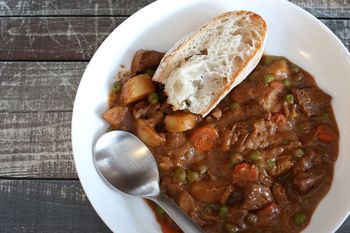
[0,179,111,233]
[0,17,348,61]
[0,0,348,18]
[0,62,85,112]
[0,17,124,60]
[0,112,75,178]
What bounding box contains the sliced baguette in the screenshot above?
[152,11,267,116]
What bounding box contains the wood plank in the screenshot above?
[0,112,75,178]
[0,0,348,18]
[0,0,155,16]
[322,19,350,50]
[0,62,85,112]
[0,17,125,60]
[0,17,348,61]
[290,0,350,18]
[0,179,110,233]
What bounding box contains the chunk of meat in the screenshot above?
[232,163,259,186]
[293,150,322,174]
[314,124,338,144]
[177,191,196,214]
[133,101,160,118]
[242,183,273,210]
[256,82,284,111]
[272,183,289,207]
[131,50,164,75]
[102,106,132,130]
[230,81,256,103]
[166,133,186,148]
[266,59,290,79]
[293,165,326,193]
[268,155,294,177]
[226,207,248,228]
[189,180,227,203]
[256,202,280,225]
[134,119,165,147]
[220,126,237,152]
[293,88,331,117]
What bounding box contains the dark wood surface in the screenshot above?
[0,0,348,232]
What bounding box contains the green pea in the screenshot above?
[204,205,213,213]
[321,112,329,121]
[283,139,289,145]
[283,79,291,87]
[175,167,186,183]
[144,68,155,76]
[148,92,159,104]
[293,211,307,225]
[223,223,239,233]
[230,102,240,110]
[291,65,300,74]
[112,81,121,92]
[285,94,294,105]
[230,153,243,165]
[156,205,165,215]
[246,213,258,225]
[198,165,208,175]
[264,56,273,65]
[294,149,304,158]
[249,151,262,161]
[264,74,275,84]
[187,171,199,183]
[266,160,276,170]
[219,206,229,218]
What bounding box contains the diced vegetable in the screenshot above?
[175,167,187,183]
[232,163,259,184]
[264,74,275,84]
[246,213,258,225]
[165,112,197,133]
[294,149,304,158]
[224,223,239,233]
[148,92,159,104]
[264,56,273,65]
[285,94,294,105]
[230,153,243,165]
[112,80,121,92]
[293,211,307,225]
[249,151,262,161]
[283,79,291,87]
[230,102,240,110]
[314,125,337,143]
[189,126,219,152]
[219,206,229,218]
[120,74,155,105]
[144,68,155,76]
[187,171,199,183]
[266,160,276,170]
[135,119,165,147]
[102,106,129,128]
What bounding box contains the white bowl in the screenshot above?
[71,0,350,232]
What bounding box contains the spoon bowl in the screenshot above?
[93,130,204,233]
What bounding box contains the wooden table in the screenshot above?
[0,0,349,232]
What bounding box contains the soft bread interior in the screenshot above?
[153,11,267,116]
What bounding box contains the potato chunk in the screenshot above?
[120,74,155,105]
[164,112,197,132]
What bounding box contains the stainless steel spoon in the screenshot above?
[93,130,204,233]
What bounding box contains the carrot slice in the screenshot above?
[314,125,337,143]
[232,163,259,184]
[189,126,219,152]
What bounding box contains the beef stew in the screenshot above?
[103,51,339,233]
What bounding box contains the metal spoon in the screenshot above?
[93,130,204,233]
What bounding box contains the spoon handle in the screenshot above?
[149,192,204,233]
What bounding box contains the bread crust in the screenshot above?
[153,11,267,116]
